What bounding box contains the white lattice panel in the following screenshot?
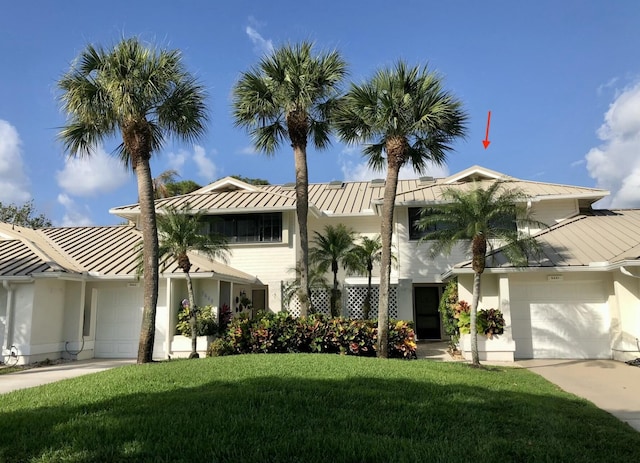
[346,286,397,319]
[285,287,331,317]
[284,283,397,319]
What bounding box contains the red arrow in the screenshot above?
[482,110,491,149]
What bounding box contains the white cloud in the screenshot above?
[245,24,274,55]
[0,120,31,204]
[56,146,129,197]
[193,145,217,181]
[586,81,640,208]
[166,145,218,183]
[167,150,188,172]
[239,145,259,155]
[339,148,449,182]
[57,193,93,227]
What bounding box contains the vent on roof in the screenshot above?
[327,181,345,189]
[282,182,296,190]
[419,176,435,185]
[370,178,385,187]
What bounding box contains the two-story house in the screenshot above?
[2,165,638,364]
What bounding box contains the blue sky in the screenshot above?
[1,1,639,226]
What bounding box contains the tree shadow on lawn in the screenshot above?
[1,364,639,463]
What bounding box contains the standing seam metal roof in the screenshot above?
[461,209,640,269]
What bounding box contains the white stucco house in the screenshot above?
[1,165,639,364]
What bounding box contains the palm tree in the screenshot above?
[417,181,543,366]
[153,169,180,199]
[335,61,467,357]
[58,38,207,363]
[157,203,229,358]
[232,42,347,317]
[343,235,389,319]
[309,224,356,317]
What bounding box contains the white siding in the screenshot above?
[396,207,470,283]
[528,199,579,234]
[611,273,640,361]
[30,280,65,353]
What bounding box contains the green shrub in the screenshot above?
[176,305,218,337]
[207,338,234,357]
[477,308,505,338]
[454,300,505,339]
[438,279,459,348]
[208,313,416,359]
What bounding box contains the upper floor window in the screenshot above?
[202,212,282,243]
[408,207,445,240]
[408,207,516,241]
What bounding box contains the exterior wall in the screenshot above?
[0,285,6,351]
[528,199,578,234]
[25,279,66,363]
[1,282,34,365]
[61,281,92,360]
[611,272,640,361]
[225,211,296,312]
[457,273,516,361]
[395,207,470,284]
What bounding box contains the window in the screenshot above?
[409,207,445,240]
[203,212,282,243]
[408,206,517,241]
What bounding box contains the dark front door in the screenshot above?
[414,286,442,340]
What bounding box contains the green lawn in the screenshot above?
[1,355,639,462]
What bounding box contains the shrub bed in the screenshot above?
[208,312,416,359]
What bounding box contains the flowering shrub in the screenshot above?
[207,312,416,359]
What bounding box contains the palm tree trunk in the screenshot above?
[185,271,199,359]
[470,234,486,367]
[136,158,160,364]
[293,144,311,317]
[470,271,481,366]
[364,267,372,319]
[377,159,401,358]
[332,262,339,317]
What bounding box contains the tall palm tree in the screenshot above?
[335,61,467,357]
[157,203,229,358]
[309,224,356,317]
[58,38,208,363]
[232,42,347,317]
[417,181,543,366]
[343,235,390,319]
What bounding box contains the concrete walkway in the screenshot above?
[0,359,134,394]
[517,359,640,432]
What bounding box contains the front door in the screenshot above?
[414,286,442,340]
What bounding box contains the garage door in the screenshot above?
[510,279,610,359]
[95,287,143,358]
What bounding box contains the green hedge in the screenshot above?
[208,312,417,359]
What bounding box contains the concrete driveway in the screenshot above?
[0,359,134,395]
[518,359,640,432]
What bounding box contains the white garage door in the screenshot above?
[510,279,610,359]
[95,287,143,358]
